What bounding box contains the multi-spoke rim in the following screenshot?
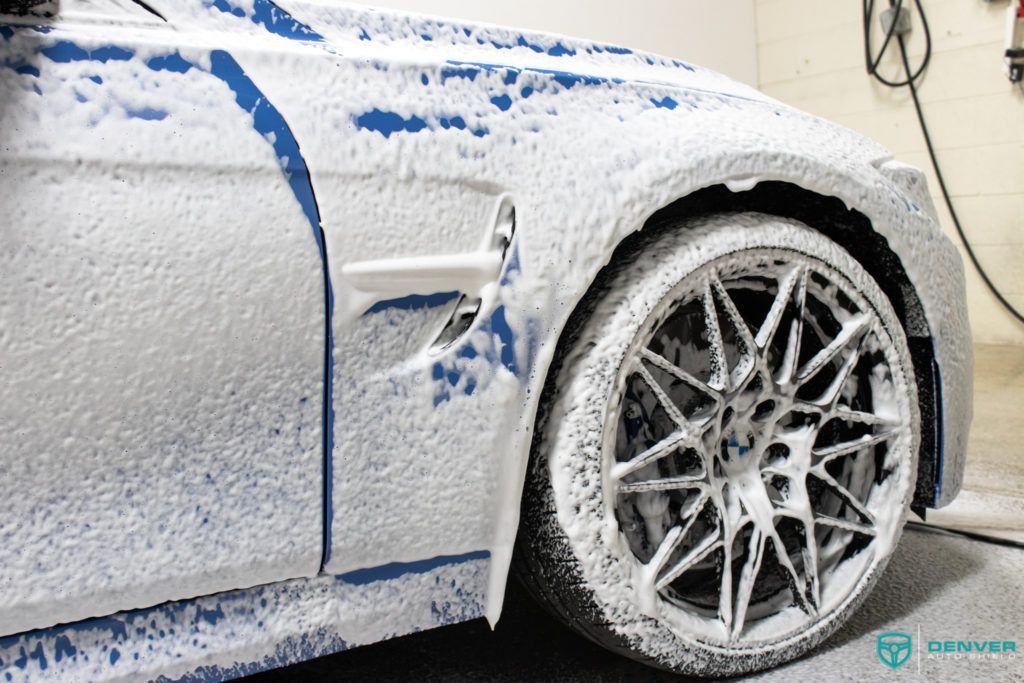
[604,249,912,647]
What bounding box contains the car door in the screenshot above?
[0,0,326,635]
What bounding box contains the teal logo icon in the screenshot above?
[878,631,913,669]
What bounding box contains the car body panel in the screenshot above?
[0,1,971,680]
[0,1,327,637]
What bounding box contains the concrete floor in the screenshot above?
[928,345,1024,544]
[254,344,1024,681]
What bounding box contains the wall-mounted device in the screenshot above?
[1006,0,1024,82]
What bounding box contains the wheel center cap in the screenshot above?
[726,430,752,460]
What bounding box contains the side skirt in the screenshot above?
[0,552,489,682]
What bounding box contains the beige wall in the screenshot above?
[756,0,1024,345]
[354,1,759,85]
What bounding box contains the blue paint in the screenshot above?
[204,49,335,568]
[52,636,76,663]
[88,74,102,84]
[443,116,465,130]
[354,108,427,138]
[211,0,244,17]
[193,606,225,627]
[650,96,678,110]
[551,70,606,89]
[27,643,45,671]
[14,64,39,77]
[211,0,325,42]
[515,35,543,53]
[126,106,168,121]
[420,73,428,85]
[207,50,323,255]
[430,244,524,405]
[146,53,192,73]
[498,242,521,287]
[599,44,632,55]
[358,28,371,41]
[546,42,575,57]
[489,306,517,374]
[446,59,610,90]
[520,86,533,98]
[502,69,518,85]
[482,34,574,57]
[489,94,512,111]
[40,41,132,63]
[0,582,342,681]
[420,33,433,41]
[439,65,478,83]
[250,0,324,41]
[363,291,459,315]
[336,550,489,586]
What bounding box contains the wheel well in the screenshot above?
[608,181,941,509]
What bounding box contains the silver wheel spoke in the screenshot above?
[730,528,767,639]
[810,470,876,524]
[639,348,720,405]
[710,274,756,390]
[648,493,710,576]
[701,281,729,392]
[814,330,865,408]
[795,313,871,386]
[612,431,689,480]
[801,523,822,612]
[773,504,821,614]
[656,530,722,590]
[717,525,735,632]
[833,407,900,427]
[635,360,688,428]
[755,265,803,350]
[814,512,877,536]
[774,269,808,386]
[813,430,899,468]
[619,476,708,494]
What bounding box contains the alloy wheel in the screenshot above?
[607,249,912,646]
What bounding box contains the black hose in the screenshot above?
[862,0,1024,325]
[906,520,1024,550]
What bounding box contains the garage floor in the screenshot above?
[254,344,1024,682]
[928,345,1024,544]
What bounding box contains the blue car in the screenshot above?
[0,0,971,679]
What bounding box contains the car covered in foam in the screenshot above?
[0,0,970,679]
